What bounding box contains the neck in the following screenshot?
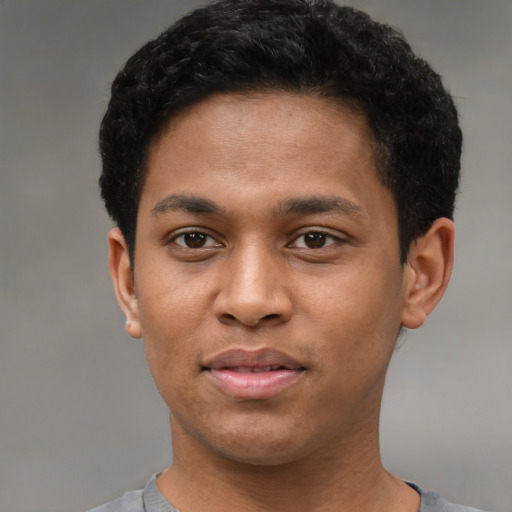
[156,410,419,512]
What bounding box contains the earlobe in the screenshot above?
[400,218,455,330]
[108,227,142,339]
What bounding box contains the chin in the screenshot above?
[196,423,316,467]
[212,442,307,467]
[169,401,332,467]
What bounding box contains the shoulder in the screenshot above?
[86,489,144,512]
[86,474,177,512]
[414,484,487,512]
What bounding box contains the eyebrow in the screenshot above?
[151,194,226,217]
[150,193,363,219]
[275,195,363,217]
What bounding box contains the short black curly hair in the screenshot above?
[99,0,462,264]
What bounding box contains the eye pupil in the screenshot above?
[184,233,207,248]
[305,232,327,248]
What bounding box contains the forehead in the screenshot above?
[140,92,391,221]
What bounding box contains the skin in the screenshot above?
[109,92,454,512]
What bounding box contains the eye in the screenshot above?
[289,231,340,249]
[172,231,221,249]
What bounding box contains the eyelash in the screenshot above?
[288,230,343,249]
[169,230,222,249]
[168,228,344,251]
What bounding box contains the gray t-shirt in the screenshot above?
[87,474,486,512]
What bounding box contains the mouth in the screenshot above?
[203,348,305,400]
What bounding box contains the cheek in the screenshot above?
[141,313,204,419]
[137,262,210,336]
[137,277,209,391]
[308,263,403,372]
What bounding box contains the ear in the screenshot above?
[400,217,455,329]
[108,227,142,338]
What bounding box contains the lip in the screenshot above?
[203,348,305,400]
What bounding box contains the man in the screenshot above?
[90,1,484,511]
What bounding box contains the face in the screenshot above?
[117,93,413,465]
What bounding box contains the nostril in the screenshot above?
[262,313,280,322]
[219,312,282,327]
[214,289,293,327]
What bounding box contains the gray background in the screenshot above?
[1,1,511,511]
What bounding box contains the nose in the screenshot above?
[213,243,293,328]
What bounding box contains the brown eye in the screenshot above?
[303,232,328,248]
[173,232,218,248]
[289,231,340,249]
[183,233,207,248]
